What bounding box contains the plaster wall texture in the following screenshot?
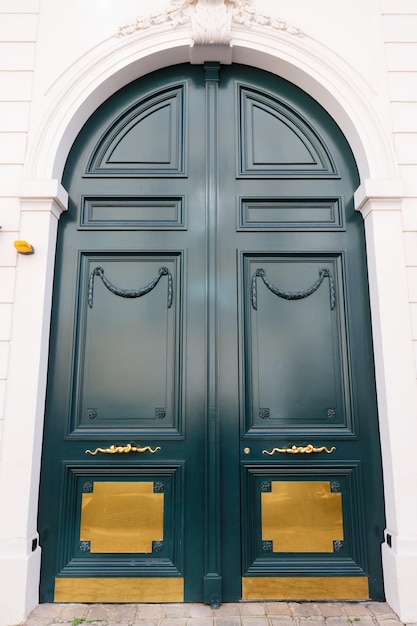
[0,1,417,624]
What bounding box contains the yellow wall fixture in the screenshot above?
[14,240,34,254]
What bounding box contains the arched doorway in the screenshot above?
[38,63,385,604]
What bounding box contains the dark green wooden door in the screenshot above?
[38,64,385,604]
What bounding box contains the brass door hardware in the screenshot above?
[262,444,336,455]
[85,443,161,455]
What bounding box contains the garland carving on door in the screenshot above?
[251,267,335,311]
[88,266,173,309]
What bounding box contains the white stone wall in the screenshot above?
[386,1,417,370]
[0,0,37,426]
[0,4,41,624]
[380,2,417,619]
[1,1,417,624]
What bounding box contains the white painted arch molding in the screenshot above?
[25,16,398,184]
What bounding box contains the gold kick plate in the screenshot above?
[242,576,369,600]
[55,577,184,602]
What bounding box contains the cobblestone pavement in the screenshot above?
[16,601,412,626]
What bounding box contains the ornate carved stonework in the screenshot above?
[117,0,303,41]
[117,0,191,36]
[191,0,234,45]
[233,1,302,37]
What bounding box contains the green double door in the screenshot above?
[38,63,385,604]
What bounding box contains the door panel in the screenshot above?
[237,85,336,175]
[87,83,186,175]
[54,465,184,602]
[79,196,185,230]
[38,63,385,604]
[76,254,181,433]
[214,66,383,601]
[243,255,347,432]
[39,66,207,603]
[240,466,367,581]
[237,197,343,231]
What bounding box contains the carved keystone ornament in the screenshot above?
[117,0,303,42]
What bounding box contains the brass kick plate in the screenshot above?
[55,577,184,602]
[242,576,369,600]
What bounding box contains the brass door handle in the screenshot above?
[85,443,161,455]
[262,444,336,455]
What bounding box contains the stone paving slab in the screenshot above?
[16,602,408,626]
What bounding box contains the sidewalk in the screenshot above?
[19,601,411,626]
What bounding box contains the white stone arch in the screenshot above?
[25,23,396,182]
[6,13,415,626]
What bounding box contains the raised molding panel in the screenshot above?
[71,253,182,437]
[87,85,186,176]
[238,86,336,177]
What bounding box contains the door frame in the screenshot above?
[4,16,410,622]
